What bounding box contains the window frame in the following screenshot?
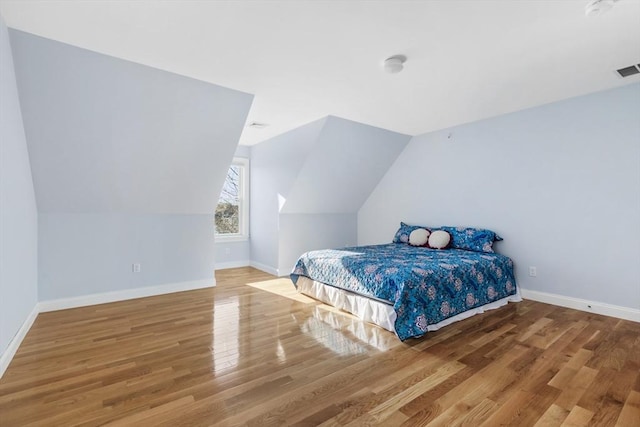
[215,157,249,242]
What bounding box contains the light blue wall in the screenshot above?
[10,30,253,299]
[251,116,410,275]
[214,240,250,269]
[282,116,412,214]
[0,17,38,355]
[359,83,640,310]
[38,214,215,300]
[250,119,326,272]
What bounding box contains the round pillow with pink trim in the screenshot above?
[408,228,430,247]
[428,230,451,249]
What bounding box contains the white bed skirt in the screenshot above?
[296,276,522,338]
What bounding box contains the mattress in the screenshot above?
[291,244,520,340]
[296,276,521,338]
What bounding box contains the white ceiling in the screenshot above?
[1,0,639,146]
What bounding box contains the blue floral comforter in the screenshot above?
[290,244,517,340]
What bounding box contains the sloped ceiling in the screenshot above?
[10,30,253,215]
[1,1,638,146]
[250,118,327,202]
[282,116,410,214]
[249,116,409,273]
[249,118,327,269]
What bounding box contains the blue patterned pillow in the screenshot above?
[440,226,502,253]
[392,222,432,244]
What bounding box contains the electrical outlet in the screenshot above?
[132,263,141,273]
[529,266,537,277]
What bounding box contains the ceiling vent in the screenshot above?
[616,64,640,78]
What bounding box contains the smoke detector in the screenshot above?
[383,55,407,74]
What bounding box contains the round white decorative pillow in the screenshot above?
[428,230,451,249]
[409,228,430,246]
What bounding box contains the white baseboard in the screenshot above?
[215,260,250,270]
[249,261,279,277]
[38,279,216,313]
[0,304,39,379]
[5,282,633,380]
[520,288,640,323]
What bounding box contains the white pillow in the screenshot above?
[409,228,430,246]
[428,230,451,249]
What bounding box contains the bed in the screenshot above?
[290,225,521,341]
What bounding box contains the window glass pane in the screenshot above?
[215,165,241,234]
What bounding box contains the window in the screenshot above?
[215,157,249,241]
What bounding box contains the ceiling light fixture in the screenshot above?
[585,0,618,16]
[383,55,407,74]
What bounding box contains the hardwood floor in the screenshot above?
[1,267,638,426]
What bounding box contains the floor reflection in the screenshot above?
[292,306,397,356]
[213,295,239,374]
[276,339,287,364]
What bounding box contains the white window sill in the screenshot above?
[215,234,249,243]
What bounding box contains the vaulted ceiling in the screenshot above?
[1,0,638,146]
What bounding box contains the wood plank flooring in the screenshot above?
[1,267,638,426]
